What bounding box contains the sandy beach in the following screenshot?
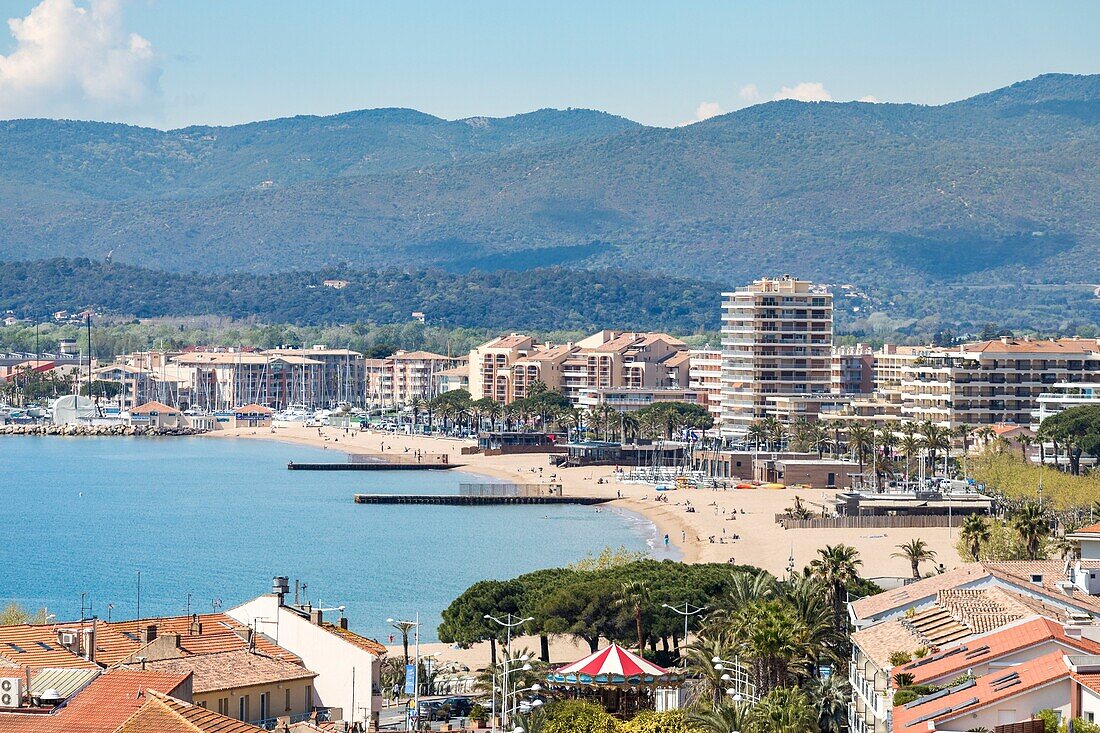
[208,424,964,579]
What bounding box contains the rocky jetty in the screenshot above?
[1,423,205,437]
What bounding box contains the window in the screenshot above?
[238,695,249,722]
[259,692,269,721]
[285,688,292,712]
[217,698,229,716]
[305,685,313,711]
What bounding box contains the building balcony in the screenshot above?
[849,662,889,720]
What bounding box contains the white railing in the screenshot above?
[848,704,869,733]
[849,661,888,719]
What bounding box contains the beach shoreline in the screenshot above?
[207,425,964,577]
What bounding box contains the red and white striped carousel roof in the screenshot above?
[555,643,672,677]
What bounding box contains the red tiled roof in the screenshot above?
[0,669,190,733]
[233,404,273,414]
[91,614,300,666]
[1076,671,1100,697]
[318,622,386,657]
[892,651,1070,730]
[118,650,314,694]
[0,625,99,671]
[1074,523,1100,535]
[900,617,1100,684]
[850,563,987,620]
[130,401,180,415]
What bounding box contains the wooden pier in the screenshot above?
[288,461,463,471]
[353,494,611,506]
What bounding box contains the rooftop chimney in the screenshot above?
[140,624,157,644]
[310,609,324,626]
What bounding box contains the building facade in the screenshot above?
[720,276,833,435]
[900,337,1100,427]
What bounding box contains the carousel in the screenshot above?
[546,643,685,717]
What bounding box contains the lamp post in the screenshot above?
[509,684,542,726]
[483,613,533,661]
[494,656,532,732]
[660,602,708,650]
[712,655,757,704]
[388,613,420,731]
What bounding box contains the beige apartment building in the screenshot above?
[466,330,690,407]
[873,344,922,404]
[901,337,1100,427]
[264,346,365,405]
[720,276,833,435]
[468,333,537,403]
[364,350,456,408]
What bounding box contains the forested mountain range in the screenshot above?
[0,74,1097,327]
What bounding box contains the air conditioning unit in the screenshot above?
[0,677,22,708]
[59,631,76,647]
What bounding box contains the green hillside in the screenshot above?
[0,75,1097,304]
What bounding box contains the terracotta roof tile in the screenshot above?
[130,401,180,415]
[900,617,1100,684]
[850,563,987,621]
[118,650,314,694]
[91,614,300,666]
[318,623,386,657]
[892,651,1070,730]
[0,625,98,671]
[0,669,190,733]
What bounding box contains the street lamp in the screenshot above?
[660,602,707,650]
[387,613,420,731]
[496,655,531,732]
[484,613,533,660]
[712,655,757,704]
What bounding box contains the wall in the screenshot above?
[194,678,314,724]
[938,680,1071,732]
[228,596,382,726]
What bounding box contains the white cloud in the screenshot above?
[858,95,879,103]
[678,100,724,126]
[738,84,761,104]
[773,82,832,103]
[0,0,161,122]
[694,101,723,121]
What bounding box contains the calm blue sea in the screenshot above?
[0,437,662,640]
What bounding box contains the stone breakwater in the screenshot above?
[1,424,205,437]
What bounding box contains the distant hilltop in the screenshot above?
[0,74,1097,303]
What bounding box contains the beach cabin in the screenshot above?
[233,403,274,428]
[129,400,182,429]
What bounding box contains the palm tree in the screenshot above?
[1012,501,1050,561]
[391,620,417,666]
[409,397,425,430]
[765,418,788,452]
[809,674,849,733]
[920,421,951,475]
[899,432,922,482]
[1017,433,1034,462]
[808,545,862,632]
[747,420,769,451]
[619,412,640,443]
[791,417,813,452]
[614,580,652,654]
[688,700,749,733]
[805,422,830,458]
[747,685,820,733]
[960,515,991,561]
[892,539,937,579]
[847,424,874,477]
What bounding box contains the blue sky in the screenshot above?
[0,0,1098,128]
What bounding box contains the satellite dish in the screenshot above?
[52,394,94,425]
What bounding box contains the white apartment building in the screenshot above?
[901,337,1100,427]
[831,343,874,394]
[1033,381,1100,430]
[720,276,833,435]
[872,344,921,404]
[688,349,723,424]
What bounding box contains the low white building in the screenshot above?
[228,579,386,728]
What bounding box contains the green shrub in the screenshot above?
[541,700,620,733]
[622,710,703,733]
